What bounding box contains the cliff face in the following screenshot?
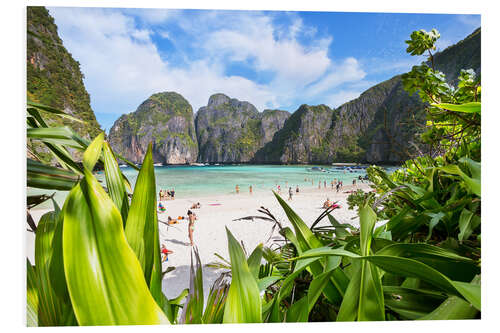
[195,94,290,163]
[364,28,481,163]
[254,104,335,164]
[254,28,480,165]
[27,6,102,162]
[108,92,198,164]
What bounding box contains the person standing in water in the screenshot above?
[235,185,240,194]
[187,210,197,246]
[249,185,253,194]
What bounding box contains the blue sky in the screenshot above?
[47,7,480,131]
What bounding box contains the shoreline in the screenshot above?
[27,182,372,300]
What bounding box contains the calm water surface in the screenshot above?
[28,164,398,209]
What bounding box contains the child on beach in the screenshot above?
[161,244,173,262]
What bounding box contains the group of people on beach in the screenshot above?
[157,188,200,263]
[159,188,175,200]
[235,184,254,194]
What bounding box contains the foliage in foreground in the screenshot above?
[27,26,480,326]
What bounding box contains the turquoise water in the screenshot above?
[28,164,398,209]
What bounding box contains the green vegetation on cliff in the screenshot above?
[27,7,101,139]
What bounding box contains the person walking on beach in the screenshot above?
[318,181,321,189]
[336,182,340,193]
[296,185,299,193]
[171,188,175,200]
[277,185,281,194]
[353,178,356,186]
[324,180,326,189]
[288,187,293,201]
[249,185,253,194]
[187,210,197,246]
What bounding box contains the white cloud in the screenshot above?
[49,7,276,115]
[204,14,332,85]
[306,57,366,96]
[48,7,368,125]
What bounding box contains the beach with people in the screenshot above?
[26,179,372,301]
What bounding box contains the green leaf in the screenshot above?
[383,286,446,319]
[418,296,478,320]
[82,133,104,171]
[102,142,129,223]
[202,274,229,324]
[432,102,481,113]
[223,228,262,323]
[247,243,263,279]
[458,209,480,242]
[35,211,76,326]
[62,168,168,325]
[286,297,309,322]
[338,205,385,321]
[27,100,85,123]
[27,159,79,190]
[180,247,204,324]
[273,192,348,304]
[124,144,158,286]
[27,259,39,327]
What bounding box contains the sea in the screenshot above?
[28,164,398,210]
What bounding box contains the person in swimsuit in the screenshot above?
[161,244,173,262]
[187,210,197,246]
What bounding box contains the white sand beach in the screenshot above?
[26,182,372,301]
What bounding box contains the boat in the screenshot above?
[154,163,162,166]
[189,163,205,166]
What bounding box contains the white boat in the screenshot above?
[190,163,205,166]
[119,164,127,168]
[154,163,162,166]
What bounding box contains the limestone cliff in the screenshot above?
[195,94,289,163]
[27,6,102,162]
[108,92,198,164]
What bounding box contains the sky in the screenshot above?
[46,7,480,132]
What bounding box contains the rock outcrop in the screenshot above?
[255,28,481,165]
[108,92,198,164]
[195,94,290,163]
[27,6,102,162]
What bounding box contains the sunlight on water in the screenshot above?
[28,164,398,209]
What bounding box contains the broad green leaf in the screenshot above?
[180,247,204,324]
[247,243,263,279]
[432,102,481,113]
[338,205,384,321]
[62,168,168,325]
[27,100,85,123]
[418,296,478,320]
[102,142,129,223]
[363,256,480,310]
[458,209,480,242]
[273,192,348,304]
[27,159,79,191]
[163,289,188,324]
[125,144,158,287]
[35,211,76,326]
[27,259,38,327]
[286,297,309,322]
[383,286,446,319]
[439,164,481,197]
[223,228,261,323]
[82,133,104,171]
